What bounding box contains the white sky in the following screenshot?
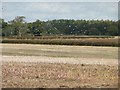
[1,0,120,2]
[1,0,119,22]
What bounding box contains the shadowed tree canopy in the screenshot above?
[1,16,119,37]
[7,16,28,37]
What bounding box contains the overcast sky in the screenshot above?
[1,1,119,22]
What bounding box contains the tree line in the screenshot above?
[0,16,119,37]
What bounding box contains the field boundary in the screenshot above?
[2,38,119,47]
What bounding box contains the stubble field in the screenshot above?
[1,44,119,88]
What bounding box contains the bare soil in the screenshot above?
[2,61,118,88]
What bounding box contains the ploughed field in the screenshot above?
[1,44,118,88]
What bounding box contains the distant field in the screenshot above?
[2,44,118,59]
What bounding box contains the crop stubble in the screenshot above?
[1,44,119,88]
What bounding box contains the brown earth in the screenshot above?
[2,56,118,88]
